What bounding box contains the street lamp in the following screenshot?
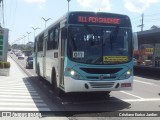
[41,17,51,28]
[26,32,31,44]
[67,0,71,11]
[23,35,27,45]
[31,27,40,39]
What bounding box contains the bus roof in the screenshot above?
[68,11,131,27]
[36,11,131,38]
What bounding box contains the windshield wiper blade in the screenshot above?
[110,26,119,50]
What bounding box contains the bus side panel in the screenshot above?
[45,50,59,84]
[37,51,43,76]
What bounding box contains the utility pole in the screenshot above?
[0,0,5,27]
[137,13,144,31]
[67,0,71,12]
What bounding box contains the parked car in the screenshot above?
[15,52,21,57]
[133,58,137,65]
[26,56,33,69]
[18,54,25,59]
[10,51,13,54]
[142,60,152,66]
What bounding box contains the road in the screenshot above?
[7,53,160,119]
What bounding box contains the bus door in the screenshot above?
[42,32,48,77]
[58,20,66,88]
[33,38,38,72]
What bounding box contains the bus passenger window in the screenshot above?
[48,30,54,50]
[54,28,59,49]
[38,34,44,52]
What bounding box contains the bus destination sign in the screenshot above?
[68,12,131,27]
[78,16,120,25]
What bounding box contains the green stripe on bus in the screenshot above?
[0,36,3,39]
[0,46,3,50]
[0,51,2,55]
[0,41,3,45]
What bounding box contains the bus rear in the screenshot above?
[63,12,133,92]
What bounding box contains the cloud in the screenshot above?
[23,0,46,3]
[77,0,111,11]
[123,0,160,13]
[23,0,46,9]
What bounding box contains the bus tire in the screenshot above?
[51,69,56,89]
[106,91,111,97]
[37,63,42,80]
[37,63,40,76]
[51,69,64,97]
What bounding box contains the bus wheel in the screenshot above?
[37,63,41,80]
[106,91,111,98]
[51,70,64,97]
[37,63,40,76]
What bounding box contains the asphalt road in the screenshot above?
[9,53,160,120]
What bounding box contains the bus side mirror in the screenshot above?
[133,32,138,50]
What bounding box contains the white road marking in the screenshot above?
[0,95,41,99]
[0,89,37,93]
[0,107,51,111]
[0,102,47,106]
[120,91,144,99]
[0,98,44,102]
[0,91,39,95]
[0,86,35,90]
[134,79,159,86]
[0,84,32,87]
[0,81,30,84]
[123,98,160,102]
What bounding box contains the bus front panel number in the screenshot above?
[73,51,84,58]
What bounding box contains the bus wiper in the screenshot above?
[110,26,119,50]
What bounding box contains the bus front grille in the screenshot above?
[86,76,116,79]
[80,68,122,74]
[89,82,115,88]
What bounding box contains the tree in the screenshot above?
[150,25,159,30]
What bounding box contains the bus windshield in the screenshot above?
[67,25,132,65]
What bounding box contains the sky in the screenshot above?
[1,0,160,44]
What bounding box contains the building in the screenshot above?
[135,28,160,67]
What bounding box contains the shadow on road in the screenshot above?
[24,76,131,117]
[134,66,160,80]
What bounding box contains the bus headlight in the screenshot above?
[70,70,80,79]
[119,69,132,80]
[70,70,75,76]
[66,67,81,80]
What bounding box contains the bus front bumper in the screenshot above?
[63,76,133,93]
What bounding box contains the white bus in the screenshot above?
[34,11,135,96]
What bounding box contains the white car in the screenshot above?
[18,54,25,59]
[133,58,137,65]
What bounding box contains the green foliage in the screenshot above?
[0,61,4,68]
[4,62,10,68]
[0,61,10,68]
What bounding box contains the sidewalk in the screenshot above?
[0,56,27,85]
[0,57,69,120]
